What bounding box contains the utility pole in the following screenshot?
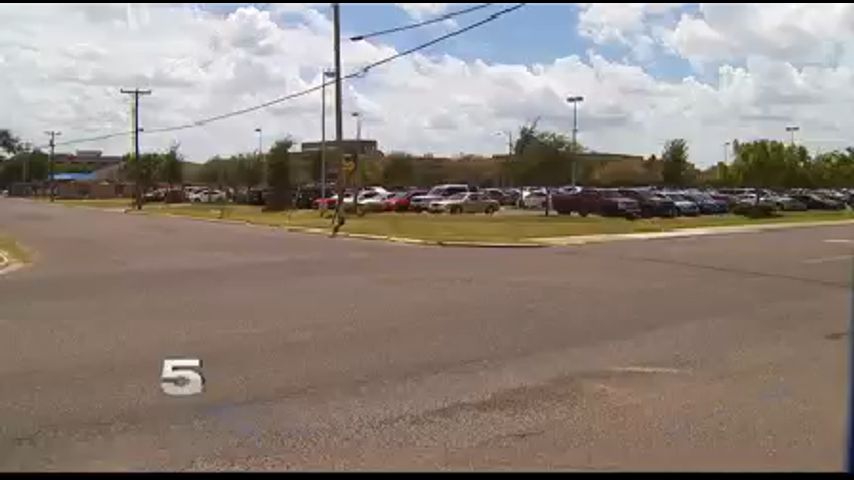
[121,88,151,210]
[331,3,346,236]
[724,141,730,164]
[321,68,335,199]
[45,130,60,202]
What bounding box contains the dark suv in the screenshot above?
[552,188,641,219]
[618,189,677,218]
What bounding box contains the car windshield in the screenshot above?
[668,194,688,201]
[446,193,467,200]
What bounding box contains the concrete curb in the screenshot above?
[533,218,854,246]
[0,249,25,276]
[434,240,547,248]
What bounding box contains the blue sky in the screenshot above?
[225,3,698,81]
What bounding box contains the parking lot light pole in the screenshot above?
[566,95,584,187]
[786,125,799,146]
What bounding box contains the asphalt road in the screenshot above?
[0,198,851,471]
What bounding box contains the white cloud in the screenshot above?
[577,3,684,66]
[1,3,854,171]
[663,3,854,66]
[395,3,449,20]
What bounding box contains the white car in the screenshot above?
[428,192,500,214]
[521,190,548,209]
[354,191,392,212]
[410,184,471,212]
[189,189,227,203]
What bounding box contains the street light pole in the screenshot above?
[566,95,584,187]
[351,111,362,211]
[255,127,262,156]
[724,141,730,163]
[786,125,799,146]
[352,112,362,141]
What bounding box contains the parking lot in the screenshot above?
[0,197,851,470]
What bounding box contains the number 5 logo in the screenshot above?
[161,358,204,396]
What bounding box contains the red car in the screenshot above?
[384,190,427,212]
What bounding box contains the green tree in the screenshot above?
[159,143,184,192]
[123,152,163,209]
[511,121,581,186]
[264,138,293,211]
[661,138,691,187]
[381,153,415,187]
[235,153,264,191]
[201,156,236,190]
[0,129,21,156]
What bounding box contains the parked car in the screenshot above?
[521,190,548,209]
[188,189,227,203]
[481,188,508,205]
[294,184,335,209]
[661,192,700,216]
[143,188,166,202]
[682,192,728,214]
[384,190,427,212]
[552,188,641,219]
[410,184,471,212]
[502,188,522,206]
[765,194,807,211]
[355,190,392,213]
[618,189,677,218]
[428,192,500,214]
[791,193,846,210]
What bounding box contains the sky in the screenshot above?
[3,3,854,167]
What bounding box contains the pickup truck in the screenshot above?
[552,188,641,219]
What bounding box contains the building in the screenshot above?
[296,139,383,184]
[54,150,123,172]
[300,139,379,156]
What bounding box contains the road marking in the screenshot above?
[803,255,854,264]
[609,366,686,374]
[825,239,854,244]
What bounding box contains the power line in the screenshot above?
[354,3,526,76]
[349,3,494,41]
[44,3,527,149]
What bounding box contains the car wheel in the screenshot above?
[485,205,497,215]
[450,206,462,215]
[578,209,589,217]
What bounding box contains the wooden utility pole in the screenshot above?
[45,130,60,202]
[120,88,151,210]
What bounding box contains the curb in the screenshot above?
[434,240,547,248]
[0,249,24,276]
[533,218,854,246]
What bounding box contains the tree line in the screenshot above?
[4,126,854,199]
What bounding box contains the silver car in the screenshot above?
[429,192,500,214]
